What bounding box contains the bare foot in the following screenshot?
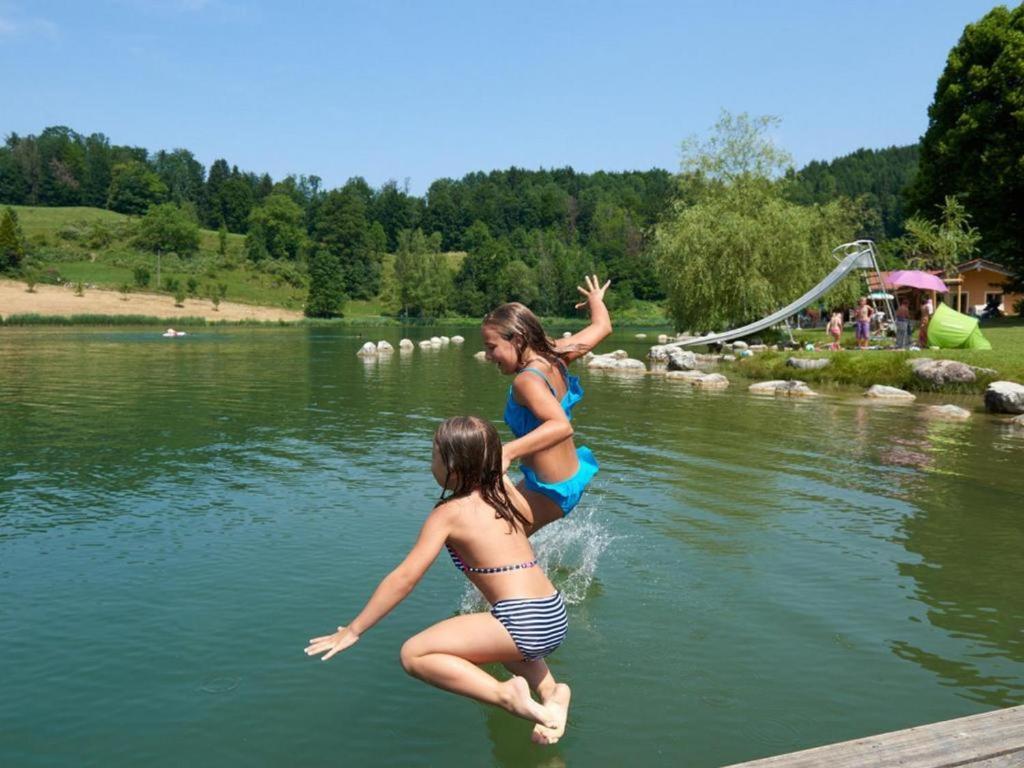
[502,676,557,728]
[532,683,571,745]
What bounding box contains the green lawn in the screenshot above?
[727,317,1024,392]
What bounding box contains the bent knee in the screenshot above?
[399,637,423,676]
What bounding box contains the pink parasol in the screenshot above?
[885,270,948,293]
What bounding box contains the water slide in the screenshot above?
[666,241,886,349]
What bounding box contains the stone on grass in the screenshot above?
[865,385,916,401]
[907,359,977,386]
[356,341,378,358]
[722,354,736,362]
[786,357,830,371]
[923,404,971,421]
[984,381,1024,414]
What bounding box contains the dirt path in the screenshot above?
[0,279,303,322]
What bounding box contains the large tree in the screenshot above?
[305,247,346,318]
[107,160,167,215]
[245,193,306,261]
[907,5,1024,276]
[134,203,200,255]
[654,113,863,333]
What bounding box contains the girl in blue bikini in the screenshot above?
[305,416,572,745]
[481,274,612,535]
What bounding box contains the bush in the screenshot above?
[133,265,151,288]
[135,204,200,255]
[164,277,180,294]
[86,222,114,249]
[25,271,37,292]
[174,287,186,307]
[74,281,84,297]
[36,267,63,285]
[119,283,131,300]
[186,276,199,296]
[58,224,84,242]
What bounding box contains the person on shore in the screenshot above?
[895,298,912,349]
[826,311,844,350]
[480,275,611,536]
[918,307,931,348]
[305,416,572,745]
[854,297,874,350]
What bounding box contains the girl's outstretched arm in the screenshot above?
[555,274,612,362]
[304,506,452,661]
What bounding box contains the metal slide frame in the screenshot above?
[665,240,891,349]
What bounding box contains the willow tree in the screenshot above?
[654,113,862,333]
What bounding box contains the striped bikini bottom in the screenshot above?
[490,592,568,662]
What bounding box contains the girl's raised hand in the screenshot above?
[575,274,611,309]
[305,626,360,661]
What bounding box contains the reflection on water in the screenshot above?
[1,326,1023,767]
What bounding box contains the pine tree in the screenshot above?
[305,248,346,318]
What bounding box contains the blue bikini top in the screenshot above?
[503,361,584,439]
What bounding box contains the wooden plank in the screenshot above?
[724,705,1024,768]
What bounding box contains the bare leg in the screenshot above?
[400,613,558,728]
[505,660,572,745]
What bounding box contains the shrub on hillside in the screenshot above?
[135,204,200,255]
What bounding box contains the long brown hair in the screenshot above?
[482,302,570,370]
[433,416,530,532]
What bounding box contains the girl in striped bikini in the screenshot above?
[305,416,572,745]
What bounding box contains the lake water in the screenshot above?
[2,326,1022,767]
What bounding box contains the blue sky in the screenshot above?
[1,0,1002,194]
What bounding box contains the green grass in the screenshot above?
[724,317,1024,393]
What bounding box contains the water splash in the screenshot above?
[458,504,614,613]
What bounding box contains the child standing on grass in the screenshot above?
[481,275,612,536]
[827,311,844,351]
[305,416,572,745]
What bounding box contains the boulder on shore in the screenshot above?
[748,380,818,397]
[984,381,1024,414]
[907,358,981,386]
[923,404,971,421]
[864,385,916,401]
[786,357,830,371]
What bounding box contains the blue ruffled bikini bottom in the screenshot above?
[520,446,598,515]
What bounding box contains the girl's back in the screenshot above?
[442,484,556,605]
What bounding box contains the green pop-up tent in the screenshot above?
[927,302,992,349]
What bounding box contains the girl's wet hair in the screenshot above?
[482,302,573,369]
[434,416,530,532]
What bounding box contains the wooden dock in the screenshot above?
[725,705,1024,767]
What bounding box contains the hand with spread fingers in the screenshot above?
[574,274,611,310]
[305,626,360,661]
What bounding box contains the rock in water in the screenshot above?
[356,341,378,358]
[984,381,1024,414]
[923,404,970,421]
[864,385,916,401]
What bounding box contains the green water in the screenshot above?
[2,326,1022,767]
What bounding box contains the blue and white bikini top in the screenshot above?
[503,360,584,439]
[446,544,537,574]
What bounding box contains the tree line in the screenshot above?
[3,5,1021,320]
